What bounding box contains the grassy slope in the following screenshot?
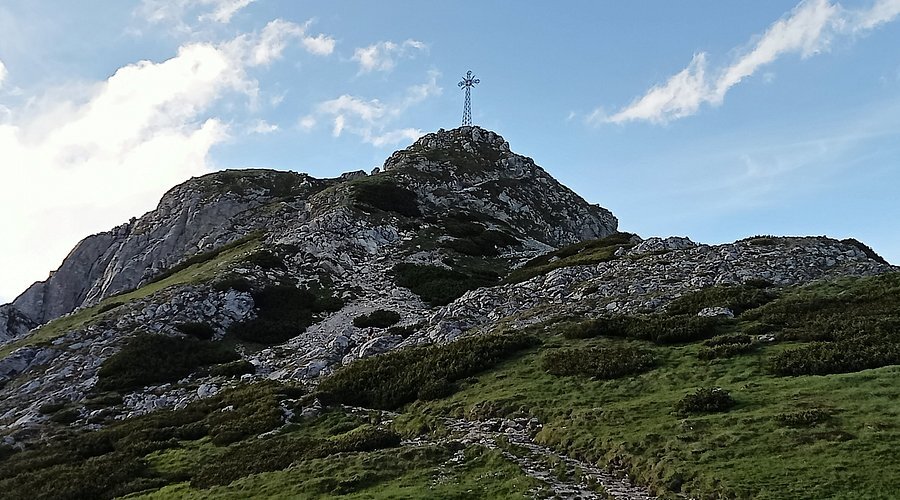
[131,445,538,500]
[0,238,260,358]
[399,274,900,499]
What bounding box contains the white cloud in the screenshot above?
[305,71,440,146]
[248,119,278,134]
[302,33,336,56]
[224,19,334,68]
[0,22,307,302]
[297,115,316,131]
[137,0,256,27]
[604,0,900,124]
[199,0,256,23]
[364,128,423,147]
[352,39,427,73]
[0,60,7,89]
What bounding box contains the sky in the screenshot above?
[1,0,899,303]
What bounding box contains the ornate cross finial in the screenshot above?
[458,70,480,126]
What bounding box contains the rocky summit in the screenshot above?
[1,126,898,499]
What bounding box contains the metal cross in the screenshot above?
[458,70,480,126]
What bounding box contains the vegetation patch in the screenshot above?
[666,284,776,316]
[211,274,253,293]
[244,250,285,270]
[542,343,656,379]
[505,232,636,284]
[698,334,756,360]
[175,322,215,340]
[146,232,264,285]
[557,314,730,345]
[393,263,499,306]
[840,238,889,265]
[353,309,402,329]
[96,335,239,392]
[771,340,900,376]
[227,285,343,344]
[776,408,832,428]
[317,332,540,409]
[350,177,420,217]
[675,387,735,415]
[209,360,255,378]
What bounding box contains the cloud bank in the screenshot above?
[603,0,900,124]
[302,70,441,146]
[352,39,427,73]
[0,19,326,302]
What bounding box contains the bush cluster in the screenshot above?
[666,284,776,316]
[175,322,215,340]
[317,332,540,409]
[212,274,253,293]
[506,232,636,284]
[0,381,299,499]
[558,314,729,345]
[244,250,285,270]
[353,309,402,329]
[675,387,735,415]
[351,178,420,217]
[227,285,343,344]
[542,344,656,379]
[771,340,900,376]
[437,215,519,257]
[393,263,498,306]
[96,335,239,392]
[209,360,256,378]
[191,424,400,489]
[698,334,755,360]
[775,408,831,427]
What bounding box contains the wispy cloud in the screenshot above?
[248,119,278,134]
[137,0,256,28]
[199,0,256,23]
[304,70,441,146]
[0,60,7,89]
[602,0,900,125]
[0,20,314,302]
[351,39,427,73]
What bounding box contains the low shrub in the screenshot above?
[244,250,286,270]
[675,387,735,415]
[228,285,343,344]
[38,402,67,415]
[386,323,420,338]
[542,344,656,379]
[49,408,80,424]
[191,424,400,489]
[210,360,256,377]
[770,339,900,376]
[351,178,420,217]
[97,301,124,314]
[557,315,728,345]
[393,263,498,306]
[776,408,831,427]
[698,333,756,360]
[666,285,776,316]
[506,232,636,284]
[317,332,540,409]
[175,322,215,340]
[212,274,253,293]
[353,309,402,329]
[96,335,239,392]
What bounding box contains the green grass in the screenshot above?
[394,274,900,498]
[505,232,635,284]
[0,238,260,358]
[130,444,539,500]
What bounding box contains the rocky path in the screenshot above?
[346,407,656,499]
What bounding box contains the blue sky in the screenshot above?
[1,0,899,302]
